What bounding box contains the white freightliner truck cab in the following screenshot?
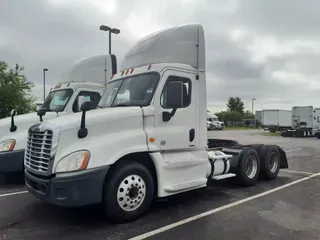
[24,24,288,223]
[0,54,117,174]
[207,113,224,130]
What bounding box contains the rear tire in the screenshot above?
[258,145,280,180]
[102,161,154,223]
[251,144,263,154]
[236,148,260,187]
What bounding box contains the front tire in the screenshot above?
[102,161,154,223]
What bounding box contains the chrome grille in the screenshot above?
[25,129,53,173]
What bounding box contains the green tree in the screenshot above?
[243,110,255,119]
[216,110,243,122]
[0,61,36,119]
[226,97,244,114]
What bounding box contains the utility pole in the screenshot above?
[43,68,48,102]
[252,98,256,128]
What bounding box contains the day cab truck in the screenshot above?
[24,24,288,223]
[207,112,224,130]
[0,54,116,174]
[281,106,320,137]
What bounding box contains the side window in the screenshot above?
[73,91,101,112]
[160,76,191,109]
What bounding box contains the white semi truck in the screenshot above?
[262,109,292,132]
[23,24,288,223]
[281,106,320,137]
[0,54,116,174]
[207,113,224,130]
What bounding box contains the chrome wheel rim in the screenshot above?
[245,156,258,179]
[117,174,146,211]
[269,152,279,173]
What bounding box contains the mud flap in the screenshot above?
[276,146,289,169]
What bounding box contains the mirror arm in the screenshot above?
[170,108,177,118]
[162,108,177,122]
[10,114,17,132]
[78,110,88,139]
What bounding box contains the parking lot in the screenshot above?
[0,129,319,240]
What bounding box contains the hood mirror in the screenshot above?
[10,109,17,132]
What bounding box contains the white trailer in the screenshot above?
[23,24,289,223]
[0,54,117,174]
[282,106,320,137]
[262,109,292,132]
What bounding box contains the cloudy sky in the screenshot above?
[1,0,320,112]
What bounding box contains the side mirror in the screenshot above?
[80,101,92,112]
[37,108,47,122]
[166,81,184,109]
[10,109,17,132]
[78,100,92,139]
[162,81,184,122]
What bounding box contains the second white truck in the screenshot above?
[207,113,224,130]
[262,109,292,132]
[23,24,288,223]
[282,106,320,137]
[0,54,116,174]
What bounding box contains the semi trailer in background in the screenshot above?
[262,109,292,132]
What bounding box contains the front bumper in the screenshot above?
[25,166,110,207]
[0,149,24,173]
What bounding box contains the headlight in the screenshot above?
[55,150,90,173]
[0,139,16,152]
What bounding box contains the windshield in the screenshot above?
[98,72,160,108]
[42,89,73,112]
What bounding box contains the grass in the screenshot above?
[224,126,255,130]
[261,132,281,137]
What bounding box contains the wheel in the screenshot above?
[236,148,260,187]
[258,145,280,180]
[102,161,154,223]
[211,125,217,130]
[251,144,263,154]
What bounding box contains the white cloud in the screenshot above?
[2,0,320,113]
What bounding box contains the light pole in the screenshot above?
[99,25,120,54]
[43,68,48,102]
[252,98,256,128]
[99,25,120,86]
[261,103,264,129]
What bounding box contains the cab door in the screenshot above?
[153,69,199,151]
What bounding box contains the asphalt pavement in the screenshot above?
[0,129,319,240]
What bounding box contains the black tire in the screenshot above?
[251,144,263,154]
[102,161,154,223]
[211,125,217,130]
[236,148,260,187]
[258,145,280,180]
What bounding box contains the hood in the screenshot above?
[0,111,60,141]
[39,107,143,132]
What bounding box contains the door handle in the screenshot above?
[189,128,195,142]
